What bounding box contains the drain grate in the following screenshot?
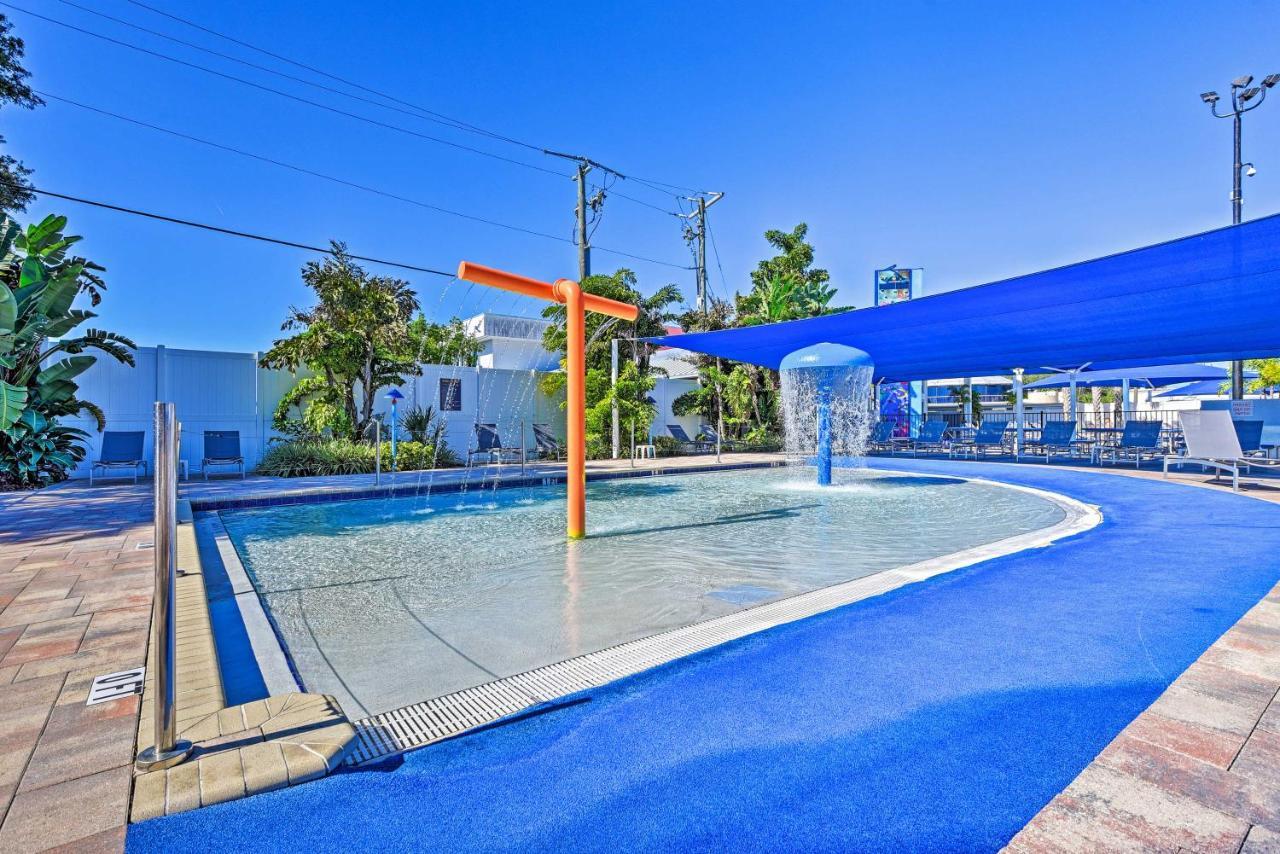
[344,480,1098,767]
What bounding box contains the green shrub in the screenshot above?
[258,438,460,478]
[653,435,683,457]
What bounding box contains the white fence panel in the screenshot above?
[63,346,693,477]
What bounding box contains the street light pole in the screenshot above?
[1202,73,1280,399]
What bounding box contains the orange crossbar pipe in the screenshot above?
[457,261,639,539]
[457,262,639,322]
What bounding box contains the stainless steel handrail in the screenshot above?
[136,402,192,771]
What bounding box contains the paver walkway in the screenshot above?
[0,482,153,852]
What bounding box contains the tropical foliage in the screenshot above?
[537,268,681,457]
[262,243,479,440]
[1247,358,1280,394]
[668,223,843,443]
[0,215,134,486]
[534,224,846,451]
[258,437,460,478]
[0,13,41,213]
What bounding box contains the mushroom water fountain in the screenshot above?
[779,343,876,485]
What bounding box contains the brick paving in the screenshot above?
[1,454,1280,851]
[1007,586,1280,852]
[0,482,153,853]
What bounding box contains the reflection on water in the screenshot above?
[222,467,1065,715]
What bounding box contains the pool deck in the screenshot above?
[3,452,1280,850]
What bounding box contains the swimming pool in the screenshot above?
[220,466,1069,716]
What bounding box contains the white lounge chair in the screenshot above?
[1164,410,1280,492]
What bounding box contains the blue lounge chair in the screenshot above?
[868,421,897,453]
[1234,420,1265,456]
[532,423,564,460]
[90,431,147,484]
[668,423,713,454]
[1096,420,1163,467]
[468,423,524,464]
[202,430,245,479]
[949,421,1009,459]
[701,424,742,452]
[1018,420,1078,463]
[902,420,949,456]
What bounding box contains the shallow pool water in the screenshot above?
[220,466,1066,716]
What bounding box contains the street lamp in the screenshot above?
[385,388,404,471]
[1201,71,1280,398]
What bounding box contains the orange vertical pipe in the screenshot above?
[457,261,636,541]
[557,279,587,539]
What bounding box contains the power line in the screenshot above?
[37,91,580,245]
[21,1,698,221]
[706,216,731,302]
[120,0,715,197]
[123,0,544,153]
[1,2,571,179]
[6,182,457,276]
[50,0,537,148]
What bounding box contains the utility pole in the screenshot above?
[546,150,624,283]
[1201,73,1279,399]
[576,161,592,281]
[679,192,724,317]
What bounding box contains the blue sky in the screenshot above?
[6,0,1280,352]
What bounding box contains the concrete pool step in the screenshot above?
[345,481,1099,766]
[130,502,358,821]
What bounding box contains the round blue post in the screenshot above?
[385,388,404,472]
[779,343,874,486]
[816,397,833,485]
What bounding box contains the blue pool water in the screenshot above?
[221,466,1064,715]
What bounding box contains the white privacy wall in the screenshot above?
[64,347,699,477]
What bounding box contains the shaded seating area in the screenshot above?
[202,430,245,479]
[948,421,1009,459]
[1017,420,1080,463]
[89,430,147,484]
[1165,411,1280,492]
[467,423,525,464]
[899,420,949,456]
[867,420,897,453]
[1095,420,1163,467]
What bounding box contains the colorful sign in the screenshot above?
[874,267,924,435]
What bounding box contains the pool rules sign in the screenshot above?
[87,667,145,705]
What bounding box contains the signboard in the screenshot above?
[874,267,919,306]
[1232,400,1254,418]
[874,267,924,435]
[87,667,145,705]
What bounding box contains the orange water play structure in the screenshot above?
[457,262,639,539]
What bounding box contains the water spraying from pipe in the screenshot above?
[779,343,875,485]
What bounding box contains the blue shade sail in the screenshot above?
[649,214,1280,380]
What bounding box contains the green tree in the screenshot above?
[408,315,481,367]
[540,268,683,374]
[1247,358,1280,393]
[261,244,421,439]
[746,223,842,316]
[0,215,135,485]
[0,14,41,213]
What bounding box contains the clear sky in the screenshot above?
[5,0,1280,352]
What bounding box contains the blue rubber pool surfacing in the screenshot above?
[128,461,1280,853]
